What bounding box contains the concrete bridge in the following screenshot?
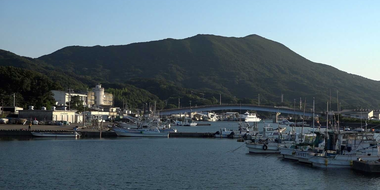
[159,104,317,117]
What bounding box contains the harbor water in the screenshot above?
[1,121,380,189]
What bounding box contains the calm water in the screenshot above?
[1,121,380,190]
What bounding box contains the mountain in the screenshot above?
[0,50,166,110]
[37,34,380,110]
[0,50,90,91]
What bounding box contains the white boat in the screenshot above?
[245,125,288,154]
[31,131,81,137]
[207,112,219,122]
[246,140,281,154]
[112,127,172,137]
[280,132,323,163]
[309,131,380,168]
[214,121,258,139]
[183,118,197,126]
[117,121,137,129]
[214,128,240,138]
[242,112,261,122]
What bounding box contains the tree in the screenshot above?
[67,96,85,113]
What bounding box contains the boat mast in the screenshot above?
[301,98,306,143]
[324,101,329,152]
[337,90,339,131]
[293,99,296,134]
[312,97,315,131]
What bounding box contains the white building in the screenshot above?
[87,84,113,107]
[52,90,87,107]
[52,84,113,109]
[19,107,81,124]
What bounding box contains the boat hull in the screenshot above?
[113,127,171,137]
[115,131,169,137]
[280,148,297,160]
[246,143,280,154]
[309,155,380,168]
[31,132,80,137]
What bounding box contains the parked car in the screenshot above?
[0,118,9,124]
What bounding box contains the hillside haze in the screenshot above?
[37,34,380,109]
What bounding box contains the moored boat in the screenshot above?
[112,127,172,137]
[245,125,288,154]
[309,131,380,168]
[31,131,81,137]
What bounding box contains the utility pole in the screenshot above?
[178,98,180,108]
[312,97,315,130]
[219,94,221,105]
[299,97,302,110]
[189,100,192,119]
[281,94,283,103]
[67,88,73,110]
[258,94,260,106]
[293,99,296,120]
[13,93,16,107]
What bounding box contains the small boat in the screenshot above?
[242,112,261,122]
[245,125,288,154]
[31,131,81,137]
[183,118,197,126]
[112,127,171,137]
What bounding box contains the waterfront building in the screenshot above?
[52,90,87,107]
[1,106,24,115]
[51,84,113,109]
[19,106,80,124]
[87,84,113,107]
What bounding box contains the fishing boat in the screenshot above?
[245,125,287,154]
[214,117,260,139]
[112,127,170,137]
[308,131,380,168]
[183,118,197,126]
[31,131,81,137]
[280,132,324,163]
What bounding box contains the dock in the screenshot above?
[0,129,215,138]
[169,132,214,138]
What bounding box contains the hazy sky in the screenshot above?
[1,0,379,80]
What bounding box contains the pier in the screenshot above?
[0,128,216,138]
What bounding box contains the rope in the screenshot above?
[228,142,246,153]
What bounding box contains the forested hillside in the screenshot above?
[37,34,380,110]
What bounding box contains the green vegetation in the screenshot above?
[2,34,380,112]
[0,66,59,109]
[67,96,85,113]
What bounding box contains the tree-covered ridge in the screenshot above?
[0,50,231,111]
[0,66,59,109]
[0,50,90,91]
[37,34,380,110]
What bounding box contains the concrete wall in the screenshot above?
[19,110,53,121]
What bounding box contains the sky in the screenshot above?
[1,0,379,80]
